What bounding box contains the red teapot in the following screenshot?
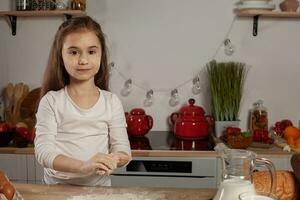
[125,108,153,137]
[170,98,209,140]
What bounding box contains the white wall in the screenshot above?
[0,0,300,131]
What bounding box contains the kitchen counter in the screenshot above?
[14,183,216,200]
[0,145,293,158]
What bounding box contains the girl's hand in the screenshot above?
[79,153,118,176]
[109,152,131,167]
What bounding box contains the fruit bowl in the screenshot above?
[227,134,253,149]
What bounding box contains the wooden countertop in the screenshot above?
[0,146,293,158]
[14,183,216,200]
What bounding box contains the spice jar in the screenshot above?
[250,100,268,133]
[71,0,86,10]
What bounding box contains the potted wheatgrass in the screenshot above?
[206,60,248,138]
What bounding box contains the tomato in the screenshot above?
[226,127,241,136]
[253,129,270,143]
[253,130,262,142]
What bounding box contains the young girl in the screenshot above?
[34,16,132,186]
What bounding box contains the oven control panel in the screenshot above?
[127,160,192,173]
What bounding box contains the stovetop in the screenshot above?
[129,131,215,151]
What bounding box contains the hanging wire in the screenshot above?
[109,16,237,94]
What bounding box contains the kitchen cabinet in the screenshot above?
[0,146,294,187]
[0,154,27,182]
[0,154,43,183]
[0,10,85,35]
[237,10,300,36]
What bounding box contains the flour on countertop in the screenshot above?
[67,192,165,200]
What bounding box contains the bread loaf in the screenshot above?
[253,170,298,200]
[0,171,16,200]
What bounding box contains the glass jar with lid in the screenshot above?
[250,100,268,132]
[70,0,86,10]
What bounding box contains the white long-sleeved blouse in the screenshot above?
[34,87,131,186]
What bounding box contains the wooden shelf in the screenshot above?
[0,10,86,35]
[237,10,300,18]
[0,10,85,17]
[236,10,300,36]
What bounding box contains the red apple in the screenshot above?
[281,119,293,130]
[0,122,10,133]
[15,127,35,143]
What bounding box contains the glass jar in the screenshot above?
[70,0,86,11]
[16,0,32,11]
[250,100,268,132]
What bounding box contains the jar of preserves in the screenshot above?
[71,0,86,10]
[250,100,268,132]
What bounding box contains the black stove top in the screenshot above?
[129,131,215,151]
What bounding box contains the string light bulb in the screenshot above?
[108,62,115,75]
[169,89,180,107]
[224,39,235,56]
[121,79,132,96]
[192,76,201,95]
[143,90,154,107]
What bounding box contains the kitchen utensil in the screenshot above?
[20,87,41,129]
[4,83,15,124]
[14,84,29,123]
[170,98,209,140]
[125,108,153,137]
[11,83,29,127]
[213,149,277,200]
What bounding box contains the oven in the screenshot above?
[111,131,217,188]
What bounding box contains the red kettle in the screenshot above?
[125,108,153,137]
[170,98,209,140]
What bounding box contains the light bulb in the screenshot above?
[121,79,132,96]
[192,77,201,95]
[169,89,180,107]
[143,90,154,107]
[108,62,115,75]
[224,39,235,56]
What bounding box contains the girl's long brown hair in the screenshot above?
[41,16,109,97]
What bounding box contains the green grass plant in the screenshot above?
[206,60,247,121]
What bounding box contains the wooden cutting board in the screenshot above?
[14,183,216,200]
[19,87,41,129]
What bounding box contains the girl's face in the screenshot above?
[62,30,101,84]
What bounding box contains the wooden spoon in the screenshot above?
[4,83,14,123]
[11,83,25,126]
[13,84,30,125]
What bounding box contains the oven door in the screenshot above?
[111,156,217,188]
